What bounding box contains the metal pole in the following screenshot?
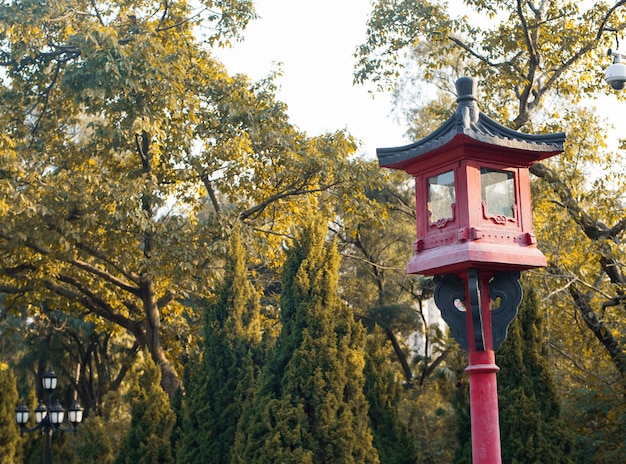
[45,425,52,464]
[465,272,502,464]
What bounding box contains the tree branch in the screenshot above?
[43,276,143,337]
[530,162,616,241]
[74,241,141,283]
[515,0,540,122]
[238,180,342,221]
[596,0,626,40]
[569,284,626,380]
[16,233,142,293]
[0,283,33,293]
[199,171,221,214]
[90,0,106,27]
[69,258,141,295]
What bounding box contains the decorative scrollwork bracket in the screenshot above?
[489,271,522,349]
[433,270,523,351]
[433,273,470,350]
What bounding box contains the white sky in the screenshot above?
[215,0,624,158]
[214,0,409,159]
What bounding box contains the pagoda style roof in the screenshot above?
[377,77,566,169]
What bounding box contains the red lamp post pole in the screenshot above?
[465,272,501,464]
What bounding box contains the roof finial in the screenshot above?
[455,77,478,128]
[456,77,476,102]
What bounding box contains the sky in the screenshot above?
[215,0,624,158]
[214,0,409,159]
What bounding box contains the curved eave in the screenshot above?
[377,112,566,170]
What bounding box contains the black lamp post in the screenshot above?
[15,367,84,464]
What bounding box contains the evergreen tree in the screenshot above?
[169,384,184,462]
[450,347,471,464]
[73,415,117,464]
[115,355,176,464]
[497,286,575,463]
[364,327,418,464]
[0,364,21,463]
[176,224,262,463]
[232,219,379,463]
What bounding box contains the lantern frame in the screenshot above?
[378,77,565,278]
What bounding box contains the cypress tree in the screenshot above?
[451,345,472,464]
[364,327,418,464]
[497,285,575,463]
[115,355,176,464]
[232,219,379,463]
[176,223,262,463]
[0,364,21,463]
[73,414,118,463]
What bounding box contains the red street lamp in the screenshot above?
[377,77,565,463]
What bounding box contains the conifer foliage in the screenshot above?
[0,364,21,463]
[232,219,379,463]
[177,223,262,463]
[364,327,419,464]
[115,356,176,464]
[496,286,575,463]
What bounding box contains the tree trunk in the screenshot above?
[383,326,414,384]
[141,277,180,398]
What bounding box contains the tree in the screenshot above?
[357,1,625,121]
[176,223,262,463]
[232,218,379,463]
[3,303,139,420]
[496,286,575,463]
[0,363,21,463]
[0,0,359,398]
[531,168,626,460]
[334,165,453,390]
[73,413,122,464]
[336,170,422,384]
[363,327,419,464]
[70,386,133,464]
[115,354,176,464]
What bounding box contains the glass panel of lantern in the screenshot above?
[480,168,515,218]
[427,170,455,223]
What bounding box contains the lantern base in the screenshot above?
[407,241,547,276]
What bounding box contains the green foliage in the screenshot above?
[562,385,626,462]
[233,218,379,463]
[497,286,575,463]
[0,364,21,463]
[176,223,262,463]
[73,389,132,464]
[337,167,417,308]
[73,416,117,464]
[0,0,360,399]
[364,327,419,464]
[115,355,175,464]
